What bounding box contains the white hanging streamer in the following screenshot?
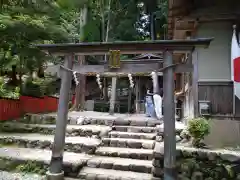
[128,73,134,88]
[73,71,79,85]
[96,74,102,89]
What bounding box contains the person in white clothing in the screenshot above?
[153,89,163,120]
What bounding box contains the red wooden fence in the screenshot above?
[0,96,59,121]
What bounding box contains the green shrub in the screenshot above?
[21,75,58,97]
[21,79,43,97]
[187,117,210,147]
[0,77,20,99]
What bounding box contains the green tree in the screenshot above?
[0,0,75,83]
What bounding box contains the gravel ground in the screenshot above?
[0,171,78,180]
[0,171,45,180]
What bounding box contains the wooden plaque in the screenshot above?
[109,50,121,68]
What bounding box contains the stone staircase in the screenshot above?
[0,113,186,180]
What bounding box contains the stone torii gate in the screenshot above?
[36,39,213,180]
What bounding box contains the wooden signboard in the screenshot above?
[109,50,121,68]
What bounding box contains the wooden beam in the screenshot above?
[175,20,195,30]
[174,63,193,73]
[174,64,193,73]
[36,39,213,55]
[71,63,164,75]
[81,72,163,77]
[183,14,238,23]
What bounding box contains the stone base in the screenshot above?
[46,171,64,180]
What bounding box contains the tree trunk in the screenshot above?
[102,0,112,101]
[11,65,17,85]
[37,65,44,78]
[72,56,86,111]
[104,0,112,62]
[71,6,88,111]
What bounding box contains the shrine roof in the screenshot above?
[36,38,213,55]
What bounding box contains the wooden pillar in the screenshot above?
[192,51,199,117]
[109,76,117,115]
[128,88,132,113]
[80,73,86,110]
[47,54,73,179]
[163,50,177,180]
[153,72,159,94]
[103,77,108,101]
[139,77,142,113]
[135,76,141,113]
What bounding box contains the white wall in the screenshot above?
[196,21,232,81]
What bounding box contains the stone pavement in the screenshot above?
[78,167,152,180]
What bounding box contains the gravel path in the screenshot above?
[0,171,45,180]
[0,171,77,180]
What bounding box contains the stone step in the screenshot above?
[76,117,161,127]
[0,123,111,138]
[156,122,186,135]
[0,147,91,177]
[95,147,153,160]
[22,113,57,124]
[109,131,156,140]
[86,156,152,174]
[156,134,183,143]
[78,167,152,180]
[102,138,155,149]
[23,113,161,127]
[0,133,101,154]
[112,126,157,133]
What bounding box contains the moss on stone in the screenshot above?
[16,161,47,175]
[175,157,238,180]
[0,123,54,135]
[0,158,47,175]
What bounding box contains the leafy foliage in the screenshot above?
[21,75,58,97]
[0,77,20,99]
[0,0,77,75]
[0,0,168,97]
[16,161,47,175]
[187,117,210,147]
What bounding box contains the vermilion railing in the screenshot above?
[0,96,59,121]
